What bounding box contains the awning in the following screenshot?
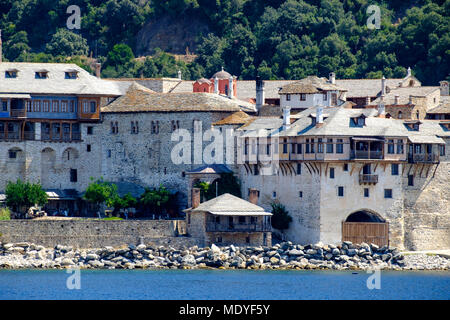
[0,94,31,99]
[45,189,80,200]
[209,211,272,216]
[408,135,445,144]
[352,137,384,142]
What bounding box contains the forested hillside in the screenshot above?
[0,0,448,85]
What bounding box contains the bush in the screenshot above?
[102,217,123,221]
[0,207,11,220]
[271,203,292,232]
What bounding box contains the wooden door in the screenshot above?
[342,222,389,247]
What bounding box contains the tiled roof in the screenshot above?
[188,193,270,215]
[238,106,449,144]
[369,87,440,105]
[187,164,233,174]
[101,82,256,113]
[279,76,347,94]
[0,62,123,96]
[212,111,253,126]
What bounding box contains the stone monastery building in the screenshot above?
[0,42,448,250]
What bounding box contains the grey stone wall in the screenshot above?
[0,220,196,249]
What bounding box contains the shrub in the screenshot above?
[271,203,292,232]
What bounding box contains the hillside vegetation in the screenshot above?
[0,0,448,84]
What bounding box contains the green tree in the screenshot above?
[5,179,48,216]
[45,29,89,57]
[270,203,292,233]
[84,178,118,211]
[106,43,135,68]
[5,31,30,61]
[112,193,137,212]
[140,185,171,216]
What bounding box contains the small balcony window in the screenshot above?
[384,189,393,199]
[35,71,48,79]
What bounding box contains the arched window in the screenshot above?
[398,111,403,119]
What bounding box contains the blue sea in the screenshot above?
[0,269,448,300]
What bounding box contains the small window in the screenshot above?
[408,175,414,186]
[323,93,327,101]
[253,164,259,176]
[5,70,17,78]
[2,101,8,112]
[296,163,301,175]
[239,216,246,224]
[387,139,395,154]
[215,216,220,223]
[107,150,111,158]
[87,126,93,135]
[397,139,404,154]
[299,191,303,198]
[35,71,48,79]
[286,94,291,101]
[65,72,77,79]
[330,167,335,179]
[343,163,348,171]
[70,169,77,182]
[384,189,393,199]
[90,101,96,113]
[187,214,191,224]
[272,191,277,198]
[391,164,399,176]
[338,186,344,197]
[439,145,445,156]
[217,236,222,243]
[87,144,91,152]
[300,94,306,101]
[245,237,250,244]
[326,139,333,153]
[336,139,344,153]
[364,188,369,198]
[8,150,17,159]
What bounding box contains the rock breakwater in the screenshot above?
[0,241,448,271]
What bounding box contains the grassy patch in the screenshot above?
[102,217,123,221]
[0,207,11,220]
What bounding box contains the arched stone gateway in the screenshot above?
[342,210,389,247]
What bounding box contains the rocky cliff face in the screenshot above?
[135,14,210,56]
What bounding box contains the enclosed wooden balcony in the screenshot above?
[206,222,272,233]
[359,174,378,185]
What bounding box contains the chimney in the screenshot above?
[439,81,449,96]
[256,76,265,113]
[214,77,219,94]
[365,96,371,106]
[378,96,385,118]
[316,106,324,124]
[381,76,386,96]
[0,29,2,63]
[191,188,201,209]
[329,72,336,84]
[394,94,400,105]
[228,76,234,98]
[282,106,291,130]
[407,67,411,77]
[177,70,182,80]
[248,189,259,205]
[95,63,101,78]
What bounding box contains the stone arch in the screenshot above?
[6,147,26,181]
[345,209,386,223]
[62,147,79,162]
[41,147,56,188]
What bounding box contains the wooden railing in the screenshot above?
[351,150,383,160]
[408,154,439,163]
[206,223,271,233]
[10,109,26,118]
[359,174,378,184]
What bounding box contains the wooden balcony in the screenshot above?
[408,154,439,164]
[10,109,26,118]
[351,150,383,160]
[206,223,272,233]
[359,174,378,185]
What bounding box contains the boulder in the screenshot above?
[269,257,280,264]
[211,244,221,254]
[288,249,304,256]
[61,258,74,266]
[332,248,340,255]
[347,249,357,256]
[85,253,99,261]
[181,255,196,266]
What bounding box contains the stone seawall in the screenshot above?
[0,241,448,270]
[0,220,196,249]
